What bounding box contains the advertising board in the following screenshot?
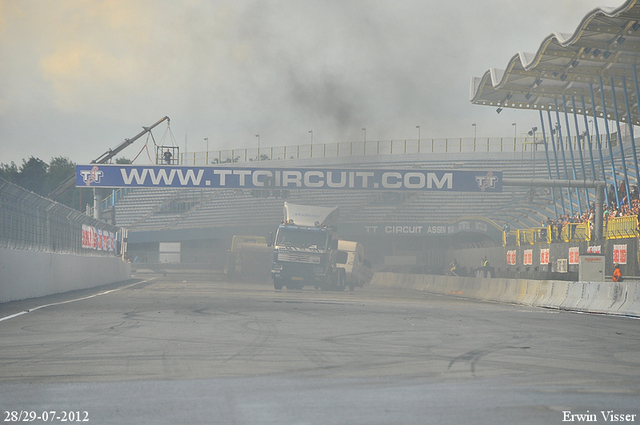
[76,165,502,192]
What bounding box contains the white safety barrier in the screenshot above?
[370,272,640,318]
[0,248,131,303]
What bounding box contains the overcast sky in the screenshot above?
[0,0,625,166]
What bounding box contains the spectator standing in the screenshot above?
[449,259,459,276]
[476,256,493,278]
[612,264,623,282]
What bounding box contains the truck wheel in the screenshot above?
[321,274,332,291]
[338,270,346,292]
[330,270,338,291]
[273,279,283,290]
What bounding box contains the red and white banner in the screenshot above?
[507,250,517,265]
[82,225,115,251]
[523,249,533,265]
[540,248,549,265]
[569,247,580,265]
[587,245,601,254]
[613,244,627,264]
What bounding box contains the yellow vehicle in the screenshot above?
[226,235,272,281]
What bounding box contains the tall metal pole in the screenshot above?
[634,65,640,125]
[547,110,566,215]
[599,76,620,207]
[589,84,610,206]
[539,110,558,218]
[571,96,590,208]
[562,95,582,214]
[93,189,102,221]
[609,77,631,208]
[580,96,598,183]
[622,77,640,194]
[554,99,574,215]
[502,179,605,241]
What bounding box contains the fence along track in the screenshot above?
[0,177,121,255]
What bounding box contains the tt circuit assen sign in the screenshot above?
[76,165,502,193]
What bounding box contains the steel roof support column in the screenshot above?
[635,65,640,125]
[93,189,102,221]
[554,98,574,216]
[571,96,590,208]
[622,77,639,193]
[562,95,582,215]
[580,96,598,184]
[589,83,610,206]
[599,76,620,207]
[546,109,566,215]
[502,179,604,241]
[610,77,631,209]
[539,109,558,218]
[594,182,605,241]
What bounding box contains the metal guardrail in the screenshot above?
[178,135,611,165]
[508,216,638,246]
[0,177,121,255]
[604,215,639,239]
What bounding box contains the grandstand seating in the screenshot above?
[111,135,638,233]
[113,151,543,231]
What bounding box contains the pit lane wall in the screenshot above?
[370,272,640,318]
[0,248,131,303]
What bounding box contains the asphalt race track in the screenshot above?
[1,273,639,424]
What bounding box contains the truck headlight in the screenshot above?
[273,263,283,271]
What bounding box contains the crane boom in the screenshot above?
[90,116,170,165]
[47,116,170,200]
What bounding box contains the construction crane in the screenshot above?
[47,116,170,200]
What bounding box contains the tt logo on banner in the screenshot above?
[475,172,498,191]
[80,166,104,186]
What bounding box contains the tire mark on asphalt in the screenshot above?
[226,319,278,362]
[298,347,331,367]
[0,279,155,323]
[447,330,532,376]
[0,281,154,373]
[0,318,141,372]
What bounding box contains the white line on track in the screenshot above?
[0,278,155,323]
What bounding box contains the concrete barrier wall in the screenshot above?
[0,248,132,303]
[370,272,640,318]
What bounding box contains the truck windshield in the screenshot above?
[336,251,349,264]
[276,228,327,250]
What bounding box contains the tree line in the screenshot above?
[0,156,130,211]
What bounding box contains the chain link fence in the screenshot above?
[0,177,122,256]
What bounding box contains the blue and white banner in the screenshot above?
[76,165,502,192]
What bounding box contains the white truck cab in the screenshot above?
[337,240,373,290]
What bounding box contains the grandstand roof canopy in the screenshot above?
[470,0,640,126]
